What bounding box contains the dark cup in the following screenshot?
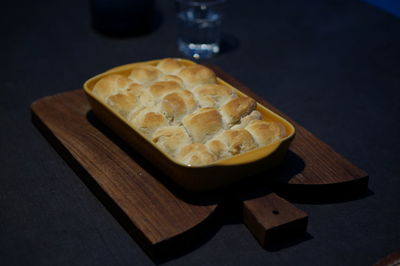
[90,0,156,37]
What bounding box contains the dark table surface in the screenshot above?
[2,0,400,265]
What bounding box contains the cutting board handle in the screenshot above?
[242,193,308,248]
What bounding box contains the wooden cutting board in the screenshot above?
[31,66,368,258]
[211,66,369,195]
[209,66,368,248]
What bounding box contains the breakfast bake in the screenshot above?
[90,58,286,166]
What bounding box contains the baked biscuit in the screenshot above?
[128,65,162,84]
[206,139,230,159]
[92,60,288,166]
[152,126,191,156]
[93,74,132,101]
[182,107,223,143]
[157,58,185,75]
[220,97,257,127]
[126,83,154,107]
[245,120,286,146]
[130,107,169,136]
[149,81,183,101]
[177,65,217,89]
[107,92,140,118]
[193,84,236,108]
[214,129,257,155]
[177,144,217,166]
[160,90,197,124]
[159,75,184,87]
[125,82,143,92]
[231,110,262,129]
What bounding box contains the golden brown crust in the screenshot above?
[149,81,183,101]
[157,58,185,74]
[177,144,217,166]
[160,75,184,87]
[193,84,236,108]
[160,90,197,124]
[206,139,230,159]
[220,97,257,127]
[107,93,139,118]
[231,110,262,129]
[92,74,132,101]
[128,65,162,84]
[126,82,143,92]
[177,65,217,89]
[126,83,155,107]
[245,120,286,146]
[216,129,257,155]
[182,107,223,143]
[130,108,169,136]
[152,126,192,156]
[93,60,288,166]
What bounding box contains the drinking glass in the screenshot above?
[175,0,226,59]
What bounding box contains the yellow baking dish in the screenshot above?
[83,59,295,191]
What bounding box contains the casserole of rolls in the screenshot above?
[91,58,286,166]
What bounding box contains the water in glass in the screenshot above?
[177,5,222,59]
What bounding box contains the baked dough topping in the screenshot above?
[92,58,286,166]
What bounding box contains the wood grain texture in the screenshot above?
[207,65,368,247]
[31,89,309,254]
[31,91,217,255]
[31,66,370,255]
[243,193,308,247]
[374,250,400,266]
[210,65,368,188]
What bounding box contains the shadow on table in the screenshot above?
[84,112,312,261]
[85,111,308,206]
[86,111,220,205]
[84,111,370,263]
[266,156,373,204]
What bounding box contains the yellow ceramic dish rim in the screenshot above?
[83,58,295,168]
